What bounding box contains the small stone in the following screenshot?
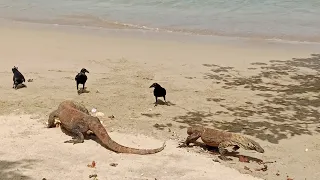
[95,112,104,117]
[212,159,220,163]
[30,114,40,119]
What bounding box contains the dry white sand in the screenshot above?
[0,20,320,180]
[0,115,261,180]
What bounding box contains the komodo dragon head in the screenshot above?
[187,126,204,135]
[245,139,265,153]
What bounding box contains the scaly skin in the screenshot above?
[179,126,264,160]
[47,100,166,155]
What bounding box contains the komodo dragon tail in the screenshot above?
[89,119,166,155]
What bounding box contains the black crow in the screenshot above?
[12,66,25,89]
[75,68,89,91]
[149,83,166,105]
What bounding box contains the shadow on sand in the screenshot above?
[0,158,39,180]
[173,54,320,144]
[154,100,176,106]
[77,88,90,95]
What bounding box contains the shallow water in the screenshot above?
[0,0,320,42]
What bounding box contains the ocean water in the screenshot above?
[0,0,320,43]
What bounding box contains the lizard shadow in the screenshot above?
[15,83,27,89]
[185,141,263,163]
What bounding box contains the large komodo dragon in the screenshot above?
[178,126,264,160]
[47,100,166,155]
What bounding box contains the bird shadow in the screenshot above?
[154,100,176,106]
[141,113,162,118]
[77,88,90,95]
[15,83,27,89]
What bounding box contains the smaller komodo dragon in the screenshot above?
[47,100,166,155]
[178,126,264,160]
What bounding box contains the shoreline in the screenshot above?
[0,19,319,180]
[2,18,320,48]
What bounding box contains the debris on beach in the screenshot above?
[48,119,61,128]
[286,176,293,180]
[108,115,115,119]
[27,79,33,82]
[95,112,105,117]
[90,108,105,117]
[258,160,276,164]
[255,164,268,171]
[30,114,41,119]
[109,163,118,167]
[244,166,252,172]
[87,161,96,168]
[212,158,220,163]
[89,174,98,180]
[239,155,249,163]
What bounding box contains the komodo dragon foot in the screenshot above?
[63,127,85,144]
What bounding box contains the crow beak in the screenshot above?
[149,84,154,88]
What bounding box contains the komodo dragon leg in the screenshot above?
[178,131,201,148]
[218,141,236,161]
[63,126,85,144]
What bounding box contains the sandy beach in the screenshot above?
[0,20,320,180]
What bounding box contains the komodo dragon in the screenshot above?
[178,126,264,160]
[47,100,166,155]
